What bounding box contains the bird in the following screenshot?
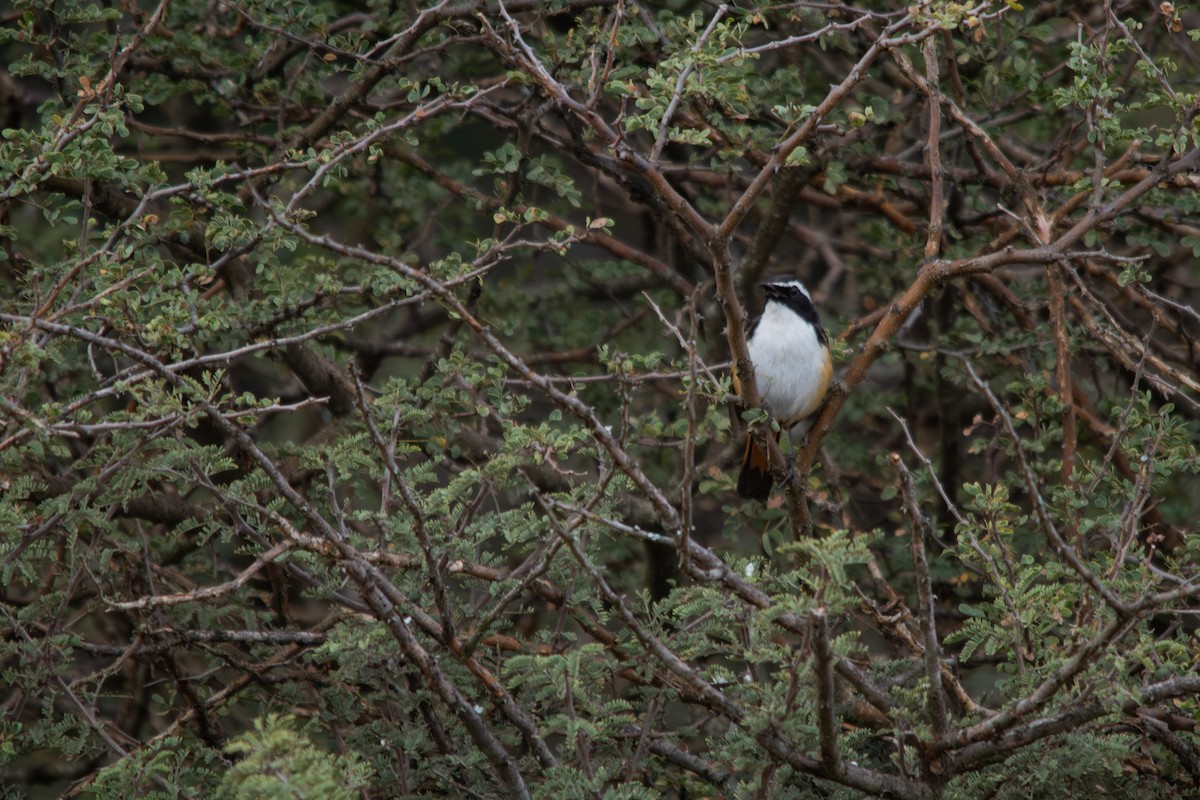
[734,277,833,501]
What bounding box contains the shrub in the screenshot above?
[1,2,1197,797]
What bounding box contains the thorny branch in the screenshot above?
[3,2,1199,797]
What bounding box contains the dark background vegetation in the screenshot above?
[1,1,1198,797]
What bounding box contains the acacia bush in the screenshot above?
[2,1,1199,798]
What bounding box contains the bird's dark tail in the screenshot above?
[737,429,780,501]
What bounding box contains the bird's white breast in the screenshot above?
[748,302,828,427]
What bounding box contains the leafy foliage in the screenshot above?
[2,1,1198,798]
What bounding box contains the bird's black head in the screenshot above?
[761,277,812,304]
[760,276,824,341]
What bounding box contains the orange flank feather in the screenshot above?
[784,345,833,425]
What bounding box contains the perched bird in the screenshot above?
[734,277,832,501]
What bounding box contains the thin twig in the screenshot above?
[890,451,949,739]
[650,5,728,161]
[961,359,1131,618]
[811,607,843,777]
